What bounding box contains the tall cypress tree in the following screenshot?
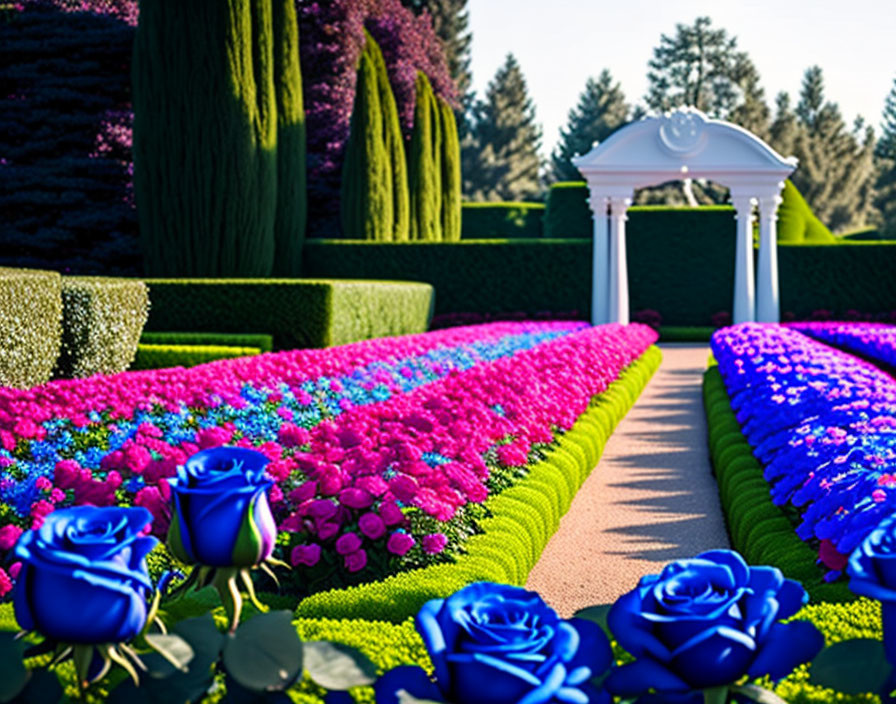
[272,0,306,275]
[438,94,461,241]
[408,71,441,240]
[551,70,628,183]
[468,53,542,201]
[368,30,410,241]
[133,0,277,276]
[340,40,392,239]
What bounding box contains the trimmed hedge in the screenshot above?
[543,181,592,238]
[54,276,148,379]
[461,202,544,239]
[129,343,261,371]
[294,345,662,623]
[777,179,835,244]
[703,362,852,603]
[658,326,715,342]
[143,279,433,350]
[0,267,62,388]
[139,332,274,353]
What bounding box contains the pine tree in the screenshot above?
[875,77,896,237]
[272,0,306,275]
[772,66,877,232]
[340,40,392,239]
[468,53,542,201]
[551,70,629,183]
[645,16,760,119]
[438,94,462,241]
[408,71,442,240]
[132,0,277,276]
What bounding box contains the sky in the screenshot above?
[467,0,895,160]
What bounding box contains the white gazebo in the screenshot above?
[572,107,796,326]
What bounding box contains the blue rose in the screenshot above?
[606,550,823,697]
[374,582,612,704]
[167,446,277,567]
[13,506,157,644]
[848,512,896,661]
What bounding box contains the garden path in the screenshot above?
[526,343,729,617]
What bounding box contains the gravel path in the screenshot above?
[526,343,730,617]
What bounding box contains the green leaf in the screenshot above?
[809,638,891,694]
[16,670,63,704]
[172,613,224,660]
[395,692,445,704]
[303,641,377,690]
[145,633,194,673]
[730,684,790,704]
[572,604,613,638]
[222,611,303,692]
[0,633,27,703]
[140,653,218,703]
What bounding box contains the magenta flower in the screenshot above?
[336,533,363,555]
[422,533,447,555]
[291,543,321,568]
[359,512,386,540]
[387,532,415,556]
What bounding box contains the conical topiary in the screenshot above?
[132,0,277,276]
[408,72,441,241]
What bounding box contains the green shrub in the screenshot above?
[777,180,836,244]
[460,202,544,238]
[658,326,715,342]
[132,0,277,276]
[130,343,261,370]
[271,0,307,275]
[703,363,853,603]
[0,267,62,388]
[543,181,592,238]
[143,278,433,350]
[438,95,461,243]
[140,332,274,353]
[294,346,662,623]
[54,277,148,379]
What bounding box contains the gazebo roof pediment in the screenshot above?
[573,107,796,181]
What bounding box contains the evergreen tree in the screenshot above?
[770,66,877,232]
[875,77,896,237]
[438,94,462,241]
[645,16,760,119]
[551,70,629,183]
[133,0,277,276]
[468,53,542,201]
[408,71,442,239]
[272,0,306,275]
[340,40,392,239]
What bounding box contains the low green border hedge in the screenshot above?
[139,332,274,353]
[703,362,852,603]
[0,267,62,388]
[54,276,149,379]
[294,345,663,623]
[129,343,261,370]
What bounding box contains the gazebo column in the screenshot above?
[756,192,783,323]
[731,195,756,323]
[589,194,609,325]
[608,196,632,325]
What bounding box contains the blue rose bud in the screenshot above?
[13,506,157,644]
[606,550,823,696]
[848,512,896,661]
[376,581,613,704]
[167,446,277,568]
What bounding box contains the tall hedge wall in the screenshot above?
[303,237,896,324]
[461,203,544,239]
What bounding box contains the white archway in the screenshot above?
[572,107,797,326]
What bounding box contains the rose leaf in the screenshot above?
[0,633,27,703]
[222,611,303,692]
[808,638,891,694]
[730,683,790,704]
[572,604,614,639]
[303,641,377,690]
[145,633,195,673]
[13,669,62,704]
